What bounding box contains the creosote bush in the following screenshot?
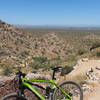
[29,62,50,70]
[66,55,76,62]
[20,51,29,57]
[77,48,86,55]
[90,41,100,51]
[29,57,50,70]
[96,51,100,57]
[92,51,100,57]
[3,66,13,76]
[32,57,49,64]
[61,65,74,76]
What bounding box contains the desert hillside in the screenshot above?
[0,20,75,74]
[0,20,100,73]
[0,20,100,100]
[0,20,73,63]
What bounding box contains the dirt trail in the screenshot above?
[69,59,100,76]
[69,59,100,100]
[84,83,100,100]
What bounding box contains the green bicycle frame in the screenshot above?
[21,78,72,100]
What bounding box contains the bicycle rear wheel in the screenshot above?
[1,93,27,100]
[53,81,83,100]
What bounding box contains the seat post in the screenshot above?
[52,70,56,80]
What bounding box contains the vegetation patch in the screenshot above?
[3,66,13,76]
[29,57,50,70]
[90,41,100,51]
[77,48,87,55]
[61,65,74,76]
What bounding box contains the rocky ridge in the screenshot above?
[0,20,72,70]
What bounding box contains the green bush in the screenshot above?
[61,65,74,76]
[32,57,49,64]
[96,52,100,57]
[29,57,50,70]
[66,55,76,62]
[92,51,100,57]
[50,56,62,65]
[90,41,100,51]
[0,63,6,68]
[3,67,13,76]
[77,48,86,55]
[20,51,29,57]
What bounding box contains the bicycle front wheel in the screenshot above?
[53,81,83,100]
[1,93,27,100]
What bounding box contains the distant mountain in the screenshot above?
[14,24,100,30]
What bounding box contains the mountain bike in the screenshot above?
[1,66,83,100]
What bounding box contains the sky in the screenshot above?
[0,0,100,26]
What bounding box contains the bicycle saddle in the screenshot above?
[50,66,62,72]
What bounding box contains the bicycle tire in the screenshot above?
[1,93,27,100]
[53,81,83,100]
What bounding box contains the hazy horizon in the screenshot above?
[14,24,100,28]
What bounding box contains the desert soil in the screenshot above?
[84,83,100,100]
[70,59,100,100]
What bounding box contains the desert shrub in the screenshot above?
[50,56,62,65]
[20,51,29,57]
[55,56,62,63]
[96,51,100,57]
[90,41,100,51]
[29,57,50,70]
[29,62,40,69]
[0,51,9,56]
[66,55,76,62]
[32,57,49,64]
[14,38,23,45]
[92,51,100,57]
[61,65,74,76]
[0,63,6,68]
[29,62,50,70]
[3,66,13,76]
[77,48,86,55]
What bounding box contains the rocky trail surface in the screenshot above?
[70,58,100,77]
[84,83,100,100]
[69,59,100,100]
